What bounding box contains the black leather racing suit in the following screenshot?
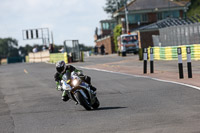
[54,65,95,92]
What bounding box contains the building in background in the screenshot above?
[95,0,191,53]
[94,19,117,54]
[113,0,190,30]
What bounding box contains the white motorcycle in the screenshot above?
[61,72,100,110]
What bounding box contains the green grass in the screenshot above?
[187,0,200,21]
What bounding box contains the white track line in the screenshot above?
[78,66,200,91]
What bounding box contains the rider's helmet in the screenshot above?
[56,61,66,74]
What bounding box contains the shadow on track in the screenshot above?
[96,106,127,111]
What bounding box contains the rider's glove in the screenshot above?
[57,85,62,91]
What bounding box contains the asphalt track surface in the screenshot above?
[0,57,200,133]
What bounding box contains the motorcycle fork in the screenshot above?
[69,91,78,103]
[84,87,96,105]
[62,90,67,97]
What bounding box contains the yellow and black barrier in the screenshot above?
[148,44,200,60]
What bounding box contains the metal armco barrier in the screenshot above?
[143,48,147,74]
[150,48,154,73]
[186,47,192,78]
[177,47,184,79]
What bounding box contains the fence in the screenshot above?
[148,44,200,60]
[2,51,84,64]
[0,57,26,64]
[64,40,81,62]
[153,23,200,47]
[7,57,25,64]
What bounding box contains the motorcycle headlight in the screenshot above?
[72,79,79,87]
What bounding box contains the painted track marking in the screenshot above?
[24,69,28,74]
[78,66,200,91]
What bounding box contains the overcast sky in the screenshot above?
[0,0,108,47]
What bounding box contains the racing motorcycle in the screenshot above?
[61,72,100,110]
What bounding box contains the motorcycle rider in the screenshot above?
[54,60,96,102]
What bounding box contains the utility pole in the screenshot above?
[168,0,174,17]
[51,31,54,45]
[116,0,119,10]
[47,28,50,46]
[124,2,129,33]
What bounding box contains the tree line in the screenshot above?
[0,37,93,60]
[0,38,19,58]
[187,0,200,20]
[104,0,130,15]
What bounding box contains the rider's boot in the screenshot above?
[62,90,69,102]
[90,85,96,92]
[89,85,97,97]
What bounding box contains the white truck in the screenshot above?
[117,32,139,56]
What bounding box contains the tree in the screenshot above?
[103,0,128,15]
[104,0,117,15]
[0,38,19,58]
[113,24,122,52]
[187,0,200,21]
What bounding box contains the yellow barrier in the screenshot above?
[26,56,29,63]
[27,51,69,64]
[193,44,200,60]
[49,52,68,64]
[154,47,160,60]
[165,47,172,60]
[151,44,200,60]
[64,53,68,63]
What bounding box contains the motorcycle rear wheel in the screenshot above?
[75,91,91,110]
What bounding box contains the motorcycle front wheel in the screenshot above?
[92,97,100,109]
[75,91,91,110]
